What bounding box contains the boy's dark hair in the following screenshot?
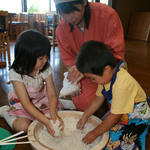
[10,29,51,77]
[76,40,117,75]
[56,0,90,31]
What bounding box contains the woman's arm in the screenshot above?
[105,11,125,62]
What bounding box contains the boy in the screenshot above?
[76,40,150,150]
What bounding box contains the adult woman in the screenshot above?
[54,0,125,111]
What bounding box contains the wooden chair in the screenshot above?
[8,13,17,40]
[12,22,28,39]
[33,13,47,35]
[47,14,60,51]
[9,13,28,40]
[28,13,34,29]
[33,13,41,32]
[127,12,150,41]
[0,11,11,66]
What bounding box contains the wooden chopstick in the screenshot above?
[0,141,32,145]
[4,135,28,143]
[0,131,24,142]
[0,131,31,146]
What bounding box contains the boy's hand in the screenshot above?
[76,115,88,130]
[82,130,97,144]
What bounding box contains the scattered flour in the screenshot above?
[37,117,102,150]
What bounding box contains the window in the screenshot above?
[88,0,108,5]
[50,0,56,11]
[0,0,22,13]
[100,0,108,5]
[0,0,109,14]
[27,0,49,13]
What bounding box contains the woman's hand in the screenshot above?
[76,115,88,130]
[71,81,81,97]
[82,130,97,144]
[67,65,84,84]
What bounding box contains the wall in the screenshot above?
[114,0,150,37]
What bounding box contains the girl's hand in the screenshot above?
[67,65,84,84]
[48,115,64,137]
[51,115,64,128]
[57,116,64,131]
[76,115,88,130]
[82,130,97,144]
[45,120,55,136]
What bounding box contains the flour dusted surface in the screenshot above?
[38,117,102,150]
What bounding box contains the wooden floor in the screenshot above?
[0,39,150,149]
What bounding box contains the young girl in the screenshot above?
[0,30,62,136]
[76,40,150,150]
